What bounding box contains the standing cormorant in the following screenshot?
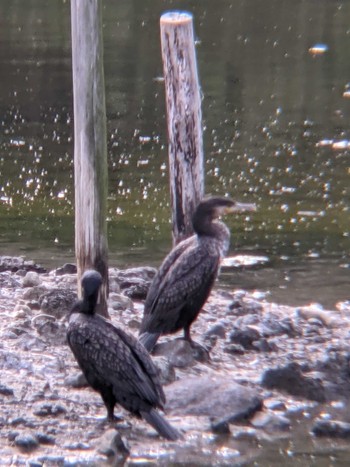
[139,196,256,352]
[67,270,180,441]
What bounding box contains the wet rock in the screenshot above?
[229,326,260,349]
[27,300,41,311]
[23,272,41,287]
[31,316,66,345]
[228,297,263,317]
[223,343,245,354]
[64,441,90,450]
[36,456,65,465]
[253,338,278,352]
[109,292,133,311]
[55,263,77,275]
[153,356,176,385]
[33,403,67,417]
[0,383,14,396]
[23,285,48,301]
[251,411,290,431]
[205,322,226,339]
[10,417,35,428]
[264,399,286,411]
[0,272,21,288]
[14,432,39,452]
[312,419,350,438]
[0,256,46,273]
[166,375,263,430]
[112,266,156,299]
[153,339,195,368]
[113,266,156,283]
[27,460,42,467]
[297,304,341,328]
[121,278,150,299]
[39,288,77,318]
[97,429,130,459]
[261,362,326,402]
[35,432,56,445]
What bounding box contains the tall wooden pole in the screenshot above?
[160,11,204,245]
[71,0,109,317]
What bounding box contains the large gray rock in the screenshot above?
[165,375,263,430]
[261,362,326,402]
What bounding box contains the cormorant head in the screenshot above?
[81,269,103,314]
[193,196,256,235]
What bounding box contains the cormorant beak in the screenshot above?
[226,201,257,214]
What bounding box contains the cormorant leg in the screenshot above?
[184,326,210,362]
[183,326,194,345]
[100,389,123,422]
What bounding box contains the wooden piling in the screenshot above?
[71,0,109,316]
[160,11,204,245]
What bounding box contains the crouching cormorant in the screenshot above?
[67,270,180,441]
[139,196,256,352]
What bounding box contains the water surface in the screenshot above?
[0,0,349,308]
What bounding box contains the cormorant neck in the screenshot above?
[81,294,98,315]
[193,212,228,239]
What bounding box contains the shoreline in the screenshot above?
[1,256,350,464]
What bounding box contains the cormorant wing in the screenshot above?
[145,235,195,309]
[142,240,220,332]
[67,315,163,407]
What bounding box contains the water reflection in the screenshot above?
[0,0,349,308]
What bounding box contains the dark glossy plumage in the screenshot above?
[139,196,256,352]
[67,270,180,440]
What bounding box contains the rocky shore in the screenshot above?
[1,255,350,465]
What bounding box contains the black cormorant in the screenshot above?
[67,270,180,441]
[139,196,256,352]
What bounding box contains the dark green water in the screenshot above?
[1,1,350,465]
[0,0,350,309]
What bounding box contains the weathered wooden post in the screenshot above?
[160,11,204,245]
[71,0,109,316]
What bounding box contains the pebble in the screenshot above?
[64,372,88,388]
[251,411,291,431]
[33,403,67,417]
[14,433,39,451]
[312,419,350,438]
[0,383,14,396]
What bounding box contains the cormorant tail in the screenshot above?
[139,332,161,352]
[141,408,181,441]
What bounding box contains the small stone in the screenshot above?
[0,384,14,396]
[39,288,77,318]
[312,419,350,438]
[264,399,286,411]
[261,362,326,402]
[205,323,226,339]
[22,285,47,301]
[97,429,130,458]
[55,263,77,275]
[229,326,260,349]
[65,372,88,388]
[35,432,56,445]
[33,403,67,417]
[64,441,90,450]
[153,356,176,385]
[223,343,245,355]
[23,272,41,287]
[251,411,290,431]
[14,433,39,451]
[210,419,231,434]
[109,293,133,311]
[153,339,195,368]
[27,461,43,467]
